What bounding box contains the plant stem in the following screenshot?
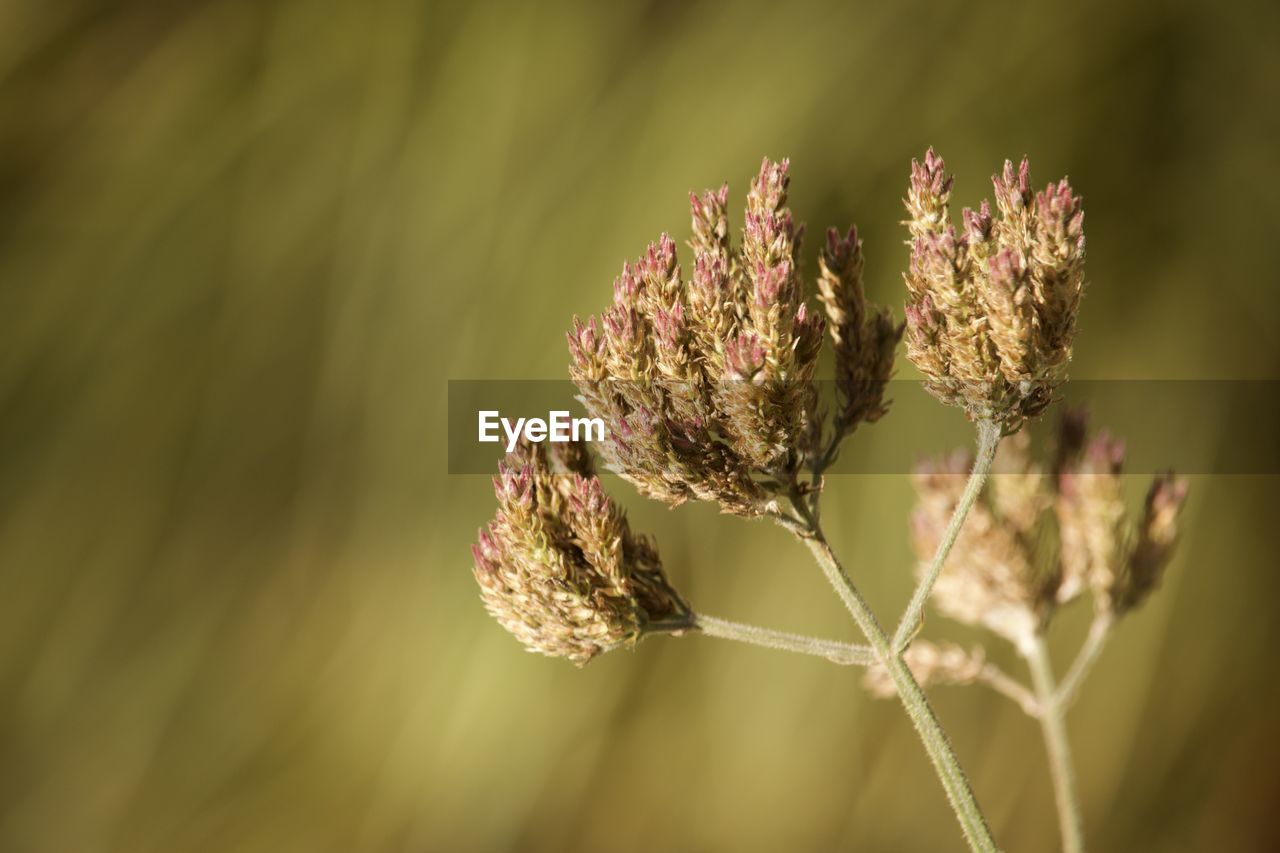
[893,419,1001,653]
[788,519,997,853]
[1025,635,1085,853]
[977,663,1041,717]
[689,614,876,666]
[1055,612,1113,710]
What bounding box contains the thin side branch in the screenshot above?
[893,419,1001,653]
[1025,635,1086,853]
[1055,612,1114,710]
[689,614,876,666]
[978,663,1041,717]
[766,506,811,538]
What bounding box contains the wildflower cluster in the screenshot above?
[908,412,1188,649]
[567,158,900,515]
[1053,412,1191,617]
[903,149,1086,433]
[472,151,1191,853]
[817,226,902,437]
[472,438,689,665]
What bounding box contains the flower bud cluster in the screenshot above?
[903,149,1086,433]
[911,412,1188,645]
[472,439,690,665]
[816,226,903,435]
[1055,418,1191,617]
[568,159,899,515]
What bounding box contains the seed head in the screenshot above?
[1117,473,1190,614]
[903,149,1086,433]
[472,439,691,665]
[1055,415,1190,616]
[1054,430,1127,607]
[570,158,899,515]
[912,435,1056,644]
[912,411,1188,645]
[817,226,905,435]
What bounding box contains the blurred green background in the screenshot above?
[2,1,1278,851]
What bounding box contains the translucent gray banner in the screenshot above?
[447,380,1279,475]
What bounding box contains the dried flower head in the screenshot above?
[1119,473,1191,614]
[913,411,1188,645]
[912,433,1057,645]
[1055,419,1191,617]
[472,438,690,665]
[864,641,987,698]
[817,226,905,434]
[570,158,899,515]
[903,149,1086,433]
[1053,430,1127,607]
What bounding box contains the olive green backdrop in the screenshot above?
[2,1,1277,851]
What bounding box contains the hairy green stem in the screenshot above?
[788,519,997,853]
[1026,635,1085,853]
[893,419,1001,653]
[690,614,876,666]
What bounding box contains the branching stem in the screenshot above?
[1055,613,1113,710]
[683,614,876,665]
[1025,634,1085,853]
[781,506,997,853]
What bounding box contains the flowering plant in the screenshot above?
[471,153,1187,853]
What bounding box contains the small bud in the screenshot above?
[613,262,642,307]
[653,303,685,354]
[602,304,649,368]
[566,316,605,378]
[817,225,903,434]
[754,260,792,308]
[992,158,1033,217]
[962,200,993,245]
[724,332,766,380]
[1054,428,1127,608]
[1050,417,1188,615]
[1114,472,1189,614]
[906,147,954,239]
[1051,406,1090,481]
